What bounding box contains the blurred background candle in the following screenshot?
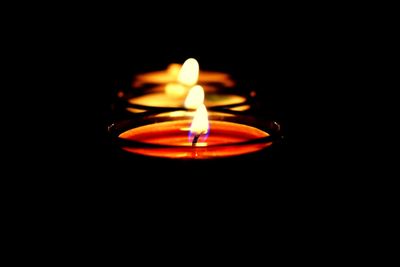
[116,58,251,114]
[127,85,248,111]
[132,58,235,88]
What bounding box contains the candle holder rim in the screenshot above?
[108,110,283,149]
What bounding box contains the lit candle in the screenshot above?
[118,58,251,113]
[126,86,248,112]
[111,109,281,159]
[132,59,235,88]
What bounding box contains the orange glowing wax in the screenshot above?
[127,92,247,108]
[118,120,272,159]
[125,82,250,113]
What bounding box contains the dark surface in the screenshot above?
[60,41,296,202]
[10,7,360,251]
[44,13,325,208]
[57,8,321,176]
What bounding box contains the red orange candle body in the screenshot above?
[118,120,272,159]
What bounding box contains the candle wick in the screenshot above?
[192,134,201,146]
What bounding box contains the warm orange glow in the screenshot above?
[184,85,205,109]
[118,120,272,159]
[164,83,187,97]
[166,63,181,76]
[177,58,199,87]
[190,104,209,136]
[132,58,235,88]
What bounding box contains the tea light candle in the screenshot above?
[111,108,281,159]
[127,89,248,109]
[132,61,235,88]
[118,58,251,113]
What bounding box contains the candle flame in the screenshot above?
[184,85,205,109]
[177,58,199,87]
[190,104,209,138]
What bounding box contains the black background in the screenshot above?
[54,8,323,188]
[31,2,346,190]
[32,5,342,208]
[4,4,376,255]
[11,6,360,250]
[85,39,293,167]
[70,27,311,207]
